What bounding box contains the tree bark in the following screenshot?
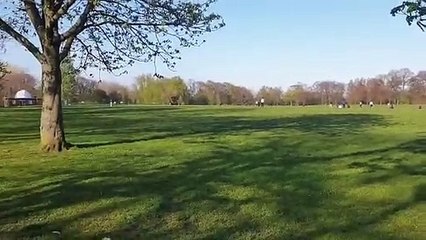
[40,48,67,152]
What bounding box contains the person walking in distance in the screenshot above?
[260,97,265,107]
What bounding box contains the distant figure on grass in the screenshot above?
[255,100,259,107]
[260,97,265,107]
[369,101,374,108]
[169,96,179,105]
[359,101,363,108]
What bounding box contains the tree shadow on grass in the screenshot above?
[0,140,324,238]
[71,113,389,149]
[398,138,426,154]
[342,137,426,186]
[64,105,182,115]
[1,138,423,239]
[0,107,41,143]
[1,113,422,239]
[1,104,389,144]
[0,106,256,143]
[4,107,423,239]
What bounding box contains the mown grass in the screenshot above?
[0,105,425,240]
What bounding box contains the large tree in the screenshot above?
[367,78,391,105]
[392,0,426,31]
[284,84,308,106]
[312,81,346,105]
[257,86,283,106]
[0,0,223,152]
[136,75,189,104]
[386,68,414,103]
[408,71,426,103]
[346,78,368,104]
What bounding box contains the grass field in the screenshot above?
[0,105,425,239]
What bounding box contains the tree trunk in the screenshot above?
[40,57,67,152]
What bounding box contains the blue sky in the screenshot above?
[1,0,426,90]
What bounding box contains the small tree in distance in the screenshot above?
[0,61,8,79]
[61,57,79,104]
[0,0,224,152]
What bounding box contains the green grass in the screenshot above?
[0,105,425,240]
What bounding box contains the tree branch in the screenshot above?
[23,0,45,39]
[0,18,43,62]
[54,0,78,21]
[60,0,96,41]
[59,36,75,60]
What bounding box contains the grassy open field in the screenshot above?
[0,105,425,239]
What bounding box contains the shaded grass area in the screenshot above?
[0,105,425,239]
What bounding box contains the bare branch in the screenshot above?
[23,0,45,39]
[60,1,96,41]
[54,0,78,21]
[59,36,75,60]
[0,17,43,62]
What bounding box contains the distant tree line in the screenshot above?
[134,68,426,106]
[187,80,255,105]
[345,68,426,105]
[281,69,426,105]
[2,63,426,106]
[134,75,255,105]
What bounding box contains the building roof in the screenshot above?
[14,90,33,99]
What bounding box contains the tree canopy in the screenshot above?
[0,0,224,71]
[392,0,426,31]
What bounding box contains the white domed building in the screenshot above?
[3,89,41,107]
[14,90,34,105]
[15,90,33,99]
